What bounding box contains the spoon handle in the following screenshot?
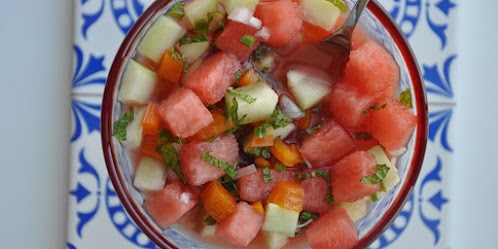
[322,0,371,48]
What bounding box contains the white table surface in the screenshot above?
[0,0,496,248]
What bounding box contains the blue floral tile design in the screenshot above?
[67,0,458,248]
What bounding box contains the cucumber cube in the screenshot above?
[287,69,331,110]
[225,81,279,124]
[118,59,158,105]
[338,198,368,222]
[221,0,259,14]
[137,16,186,63]
[263,231,289,249]
[133,156,167,192]
[262,203,299,237]
[299,0,342,31]
[185,0,218,26]
[122,106,146,149]
[367,145,401,192]
[177,41,210,63]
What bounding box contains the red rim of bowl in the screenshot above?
[101,0,428,248]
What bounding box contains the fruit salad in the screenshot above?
[112,0,417,248]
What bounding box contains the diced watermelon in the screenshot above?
[215,201,264,247]
[183,52,241,105]
[354,136,379,151]
[343,40,399,99]
[237,168,296,202]
[299,120,355,168]
[302,176,330,213]
[157,87,213,137]
[255,0,303,47]
[329,151,379,202]
[327,82,380,129]
[305,208,358,249]
[371,98,417,151]
[143,181,199,229]
[301,21,334,44]
[215,21,260,61]
[180,135,239,186]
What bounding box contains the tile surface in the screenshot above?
[67,0,458,248]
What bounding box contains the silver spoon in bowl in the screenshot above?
[319,0,371,82]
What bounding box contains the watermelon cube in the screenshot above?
[329,151,380,202]
[215,21,260,61]
[305,208,358,249]
[343,40,399,99]
[156,87,213,137]
[180,135,239,186]
[143,181,199,229]
[302,176,330,213]
[255,0,303,47]
[327,82,380,129]
[299,120,355,168]
[184,52,241,104]
[215,201,264,247]
[237,168,296,202]
[371,98,417,151]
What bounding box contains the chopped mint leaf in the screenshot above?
[252,45,270,62]
[157,144,186,184]
[262,167,271,183]
[363,103,387,116]
[228,87,256,104]
[168,2,185,19]
[355,132,373,140]
[157,129,182,144]
[203,216,217,225]
[194,20,210,33]
[218,21,225,29]
[325,186,334,204]
[307,120,325,135]
[235,70,243,81]
[169,48,189,72]
[201,151,237,179]
[113,108,134,141]
[360,164,390,184]
[218,175,239,199]
[370,193,379,202]
[326,0,347,12]
[399,88,413,108]
[246,147,271,159]
[179,35,208,46]
[274,162,286,172]
[227,97,240,126]
[240,35,256,47]
[208,104,223,113]
[298,170,331,183]
[205,135,218,143]
[298,211,319,225]
[254,108,292,138]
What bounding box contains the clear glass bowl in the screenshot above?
[101,0,428,248]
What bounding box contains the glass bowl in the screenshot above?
[101,0,428,248]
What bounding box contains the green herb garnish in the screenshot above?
[246,147,271,159]
[362,103,387,116]
[298,170,331,183]
[169,48,189,72]
[370,193,379,202]
[201,151,237,179]
[235,70,243,81]
[194,20,210,33]
[326,0,348,12]
[157,144,186,184]
[168,2,185,19]
[325,186,334,204]
[254,108,292,138]
[274,162,286,172]
[157,129,182,144]
[252,45,270,62]
[228,87,256,104]
[399,88,413,108]
[179,35,208,46]
[113,108,134,141]
[218,175,240,199]
[307,120,325,135]
[240,35,256,47]
[360,164,390,184]
[203,216,217,225]
[262,167,272,183]
[355,132,373,140]
[298,211,319,225]
[205,135,218,143]
[227,97,240,126]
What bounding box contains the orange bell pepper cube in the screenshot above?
[142,103,162,135]
[254,156,272,168]
[269,139,304,167]
[141,135,165,160]
[295,109,313,130]
[246,133,274,148]
[200,181,237,222]
[189,110,234,141]
[251,201,265,215]
[238,68,262,87]
[267,180,304,212]
[158,49,184,84]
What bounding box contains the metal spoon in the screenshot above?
[319,0,371,81]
